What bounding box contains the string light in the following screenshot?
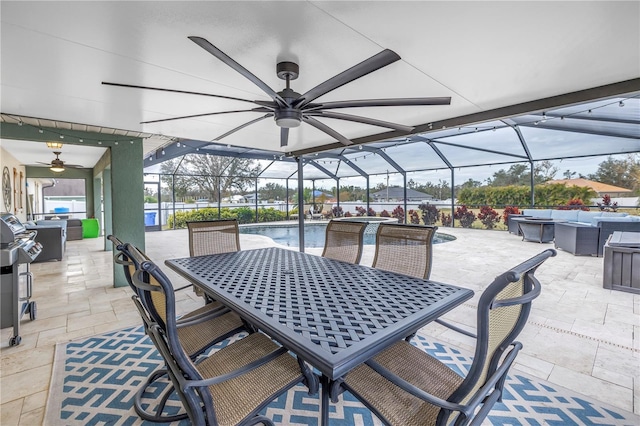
[619,101,625,107]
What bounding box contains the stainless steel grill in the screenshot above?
[1,213,41,346]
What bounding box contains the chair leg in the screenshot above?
[134,367,189,422]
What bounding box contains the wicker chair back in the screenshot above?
[322,220,367,264]
[372,223,437,279]
[187,219,240,257]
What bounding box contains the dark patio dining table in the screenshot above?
[165,247,474,425]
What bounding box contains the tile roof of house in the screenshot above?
[546,178,632,193]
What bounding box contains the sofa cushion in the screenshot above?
[577,211,602,223]
[600,211,628,218]
[591,216,639,226]
[522,209,552,218]
[550,210,579,221]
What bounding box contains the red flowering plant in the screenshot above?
[408,209,420,224]
[502,206,520,225]
[380,210,391,217]
[392,205,405,223]
[454,205,476,228]
[558,198,589,211]
[440,212,452,227]
[597,194,618,212]
[477,205,499,229]
[367,207,376,217]
[418,203,439,225]
[355,206,366,216]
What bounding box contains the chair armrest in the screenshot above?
[183,346,288,388]
[435,319,477,338]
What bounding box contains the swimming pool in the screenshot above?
[239,222,456,248]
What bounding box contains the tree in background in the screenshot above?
[159,154,260,202]
[588,154,640,193]
[259,182,287,202]
[486,160,558,186]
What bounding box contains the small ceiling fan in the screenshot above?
[103,36,451,147]
[37,152,83,173]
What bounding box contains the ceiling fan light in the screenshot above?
[50,165,65,173]
[275,110,302,128]
[46,141,63,149]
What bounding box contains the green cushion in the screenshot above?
[81,219,100,238]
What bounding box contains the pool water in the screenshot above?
[239,223,455,248]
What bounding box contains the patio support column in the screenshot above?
[286,179,290,219]
[296,157,305,251]
[450,169,455,227]
[93,174,103,245]
[98,169,113,251]
[366,177,370,214]
[217,175,221,219]
[336,178,340,211]
[110,141,144,288]
[255,178,259,223]
[312,180,316,209]
[171,174,176,229]
[403,173,408,223]
[530,162,535,207]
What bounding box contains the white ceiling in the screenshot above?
[0,139,107,169]
[1,1,639,164]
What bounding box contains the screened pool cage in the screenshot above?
[142,95,640,232]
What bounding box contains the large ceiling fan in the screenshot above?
[103,36,451,147]
[37,152,83,173]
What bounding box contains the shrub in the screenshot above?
[597,194,618,212]
[392,205,405,223]
[477,205,499,229]
[332,206,343,217]
[344,211,353,217]
[454,205,476,228]
[367,207,376,217]
[558,198,589,211]
[502,206,520,224]
[257,207,286,223]
[380,210,390,217]
[408,209,420,224]
[355,206,366,217]
[418,203,439,225]
[440,212,452,227]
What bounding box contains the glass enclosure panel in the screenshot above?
[520,127,640,159]
[434,143,524,167]
[375,141,450,171]
[433,126,527,158]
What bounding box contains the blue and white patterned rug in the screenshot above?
[46,325,638,425]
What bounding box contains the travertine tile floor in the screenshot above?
[1,226,638,424]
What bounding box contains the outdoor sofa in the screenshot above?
[509,209,640,256]
[24,219,75,262]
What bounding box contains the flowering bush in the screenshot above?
[558,198,589,211]
[597,194,618,212]
[344,211,352,217]
[454,205,476,228]
[502,206,520,224]
[331,206,343,217]
[418,203,439,225]
[380,210,390,217]
[440,212,452,227]
[367,207,376,217]
[477,205,499,229]
[355,206,366,217]
[392,205,405,223]
[408,209,420,224]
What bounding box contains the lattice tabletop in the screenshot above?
[166,247,473,379]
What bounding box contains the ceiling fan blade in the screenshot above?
[306,97,452,111]
[296,49,401,108]
[141,108,272,124]
[302,116,353,146]
[305,111,414,132]
[101,81,264,106]
[36,162,51,166]
[188,36,286,106]
[213,113,274,141]
[280,128,289,147]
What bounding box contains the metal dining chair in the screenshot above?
[187,219,241,300]
[187,219,241,257]
[372,223,438,279]
[338,249,556,426]
[127,243,318,426]
[321,219,367,264]
[108,235,248,422]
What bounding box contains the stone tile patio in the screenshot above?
[1,225,638,424]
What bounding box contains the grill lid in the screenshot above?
[1,214,27,246]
